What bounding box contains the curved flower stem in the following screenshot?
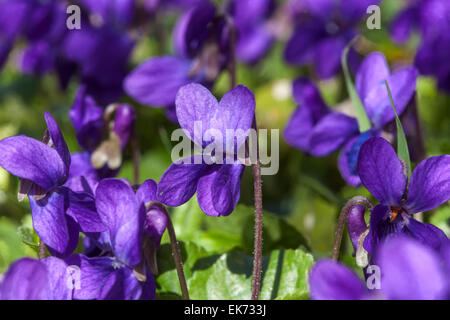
[332,196,373,261]
[130,128,141,186]
[148,202,189,300]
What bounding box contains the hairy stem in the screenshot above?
[38,240,46,260]
[148,202,189,300]
[251,120,263,300]
[332,196,373,261]
[130,128,141,186]
[224,11,264,300]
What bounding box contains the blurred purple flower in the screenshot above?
[357,136,450,254]
[65,178,160,300]
[157,83,255,216]
[0,112,105,257]
[284,52,418,186]
[390,0,450,92]
[227,0,276,64]
[124,1,230,119]
[0,257,73,300]
[284,0,380,79]
[309,236,450,300]
[70,85,136,174]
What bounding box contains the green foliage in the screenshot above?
[156,240,314,300]
[169,200,309,255]
[430,206,450,237]
[0,216,35,273]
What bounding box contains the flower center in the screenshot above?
[389,207,402,222]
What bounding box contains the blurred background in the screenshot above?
[0,0,449,277]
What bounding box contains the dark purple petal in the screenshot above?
[124,56,193,107]
[299,0,334,20]
[95,179,142,267]
[136,179,158,205]
[176,83,255,150]
[309,112,359,156]
[65,255,116,300]
[44,111,71,174]
[357,137,407,206]
[292,77,329,117]
[0,136,66,191]
[377,236,447,300]
[355,52,390,104]
[0,0,30,38]
[64,188,106,233]
[41,257,72,300]
[390,8,417,44]
[157,155,213,207]
[81,0,135,27]
[284,78,329,152]
[0,258,48,300]
[20,41,54,75]
[64,152,100,194]
[337,130,379,186]
[69,84,104,132]
[197,163,245,216]
[284,22,325,65]
[140,270,156,300]
[404,155,450,214]
[404,218,449,251]
[99,267,142,300]
[337,137,362,187]
[363,204,393,255]
[314,36,348,79]
[347,204,367,252]
[339,0,381,25]
[363,67,418,128]
[113,104,136,149]
[283,104,315,152]
[70,96,104,153]
[30,190,79,258]
[309,260,367,300]
[144,205,167,247]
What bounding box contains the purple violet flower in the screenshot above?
[284,52,418,186]
[70,85,136,174]
[390,0,450,92]
[357,136,450,254]
[309,236,450,300]
[227,0,276,64]
[284,0,380,79]
[157,83,255,216]
[124,1,230,120]
[0,257,73,300]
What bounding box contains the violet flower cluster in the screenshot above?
[284,52,418,186]
[310,137,450,300]
[390,0,450,93]
[0,111,163,299]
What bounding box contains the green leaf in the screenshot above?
[156,241,314,300]
[156,241,210,296]
[385,80,412,177]
[187,249,314,300]
[170,200,309,255]
[341,39,371,132]
[0,216,35,272]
